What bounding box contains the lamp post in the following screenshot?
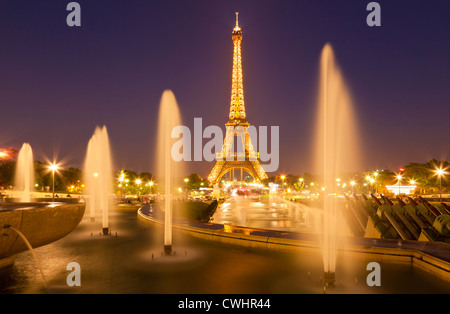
[184,178,189,199]
[118,172,125,202]
[436,169,444,203]
[336,178,341,194]
[136,179,142,199]
[280,175,286,191]
[149,181,154,194]
[373,171,379,194]
[365,175,371,194]
[396,174,402,196]
[298,177,304,192]
[49,163,58,202]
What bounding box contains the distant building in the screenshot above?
[385,185,417,195]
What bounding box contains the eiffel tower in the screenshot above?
[207,13,268,185]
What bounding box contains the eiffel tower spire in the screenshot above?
[207,13,268,185]
[227,11,247,126]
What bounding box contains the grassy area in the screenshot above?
[147,200,219,223]
[172,200,219,222]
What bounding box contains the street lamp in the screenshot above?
[364,175,372,194]
[184,178,189,199]
[436,168,445,202]
[149,181,154,194]
[136,179,142,199]
[298,177,304,190]
[280,175,286,188]
[396,174,402,196]
[48,163,59,202]
[350,180,356,195]
[118,173,125,202]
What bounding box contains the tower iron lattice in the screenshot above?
[207,12,268,185]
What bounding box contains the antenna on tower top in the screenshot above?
[233,12,241,32]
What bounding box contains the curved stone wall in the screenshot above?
[0,203,85,262]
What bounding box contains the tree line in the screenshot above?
[0,149,447,194]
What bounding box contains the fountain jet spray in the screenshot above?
[14,143,35,203]
[156,90,183,255]
[84,126,113,235]
[315,43,360,285]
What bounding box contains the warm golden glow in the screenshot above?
[234,12,241,32]
[49,163,59,172]
[229,12,245,122]
[207,13,268,185]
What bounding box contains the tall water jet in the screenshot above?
[84,126,113,235]
[314,43,360,285]
[156,90,183,255]
[14,143,35,202]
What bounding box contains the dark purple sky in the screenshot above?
[0,0,448,177]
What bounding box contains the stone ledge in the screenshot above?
[0,203,85,262]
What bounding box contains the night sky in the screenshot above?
[0,0,448,177]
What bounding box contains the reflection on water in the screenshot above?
[212,196,320,233]
[0,206,448,294]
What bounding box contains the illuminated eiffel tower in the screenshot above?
[207,13,268,185]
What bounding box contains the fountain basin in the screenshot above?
[0,202,85,267]
[138,206,450,282]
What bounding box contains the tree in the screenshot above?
[404,159,449,189]
[0,148,18,187]
[374,169,396,186]
[186,173,205,190]
[139,172,154,183]
[0,160,15,187]
[61,167,83,192]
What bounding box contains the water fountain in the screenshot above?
[3,224,47,288]
[1,144,85,272]
[156,90,183,255]
[84,126,113,235]
[315,43,361,285]
[14,143,35,203]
